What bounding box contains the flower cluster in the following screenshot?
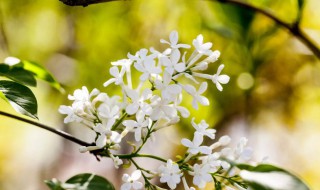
[59,31,252,189]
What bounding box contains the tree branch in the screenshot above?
[0,110,92,146]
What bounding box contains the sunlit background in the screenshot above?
[0,0,320,189]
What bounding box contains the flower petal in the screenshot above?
[171,49,180,63]
[218,75,230,84]
[133,181,143,189]
[217,64,225,75]
[181,138,193,148]
[131,170,142,180]
[170,30,178,45]
[198,82,208,94]
[126,103,139,115]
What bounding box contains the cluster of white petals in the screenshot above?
[59,31,253,190]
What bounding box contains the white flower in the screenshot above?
[149,95,178,121]
[160,30,190,49]
[181,132,211,155]
[173,96,190,118]
[190,163,212,188]
[79,145,101,153]
[212,64,230,91]
[160,49,186,75]
[125,88,152,116]
[202,153,221,173]
[204,50,220,63]
[68,86,99,107]
[98,104,120,128]
[128,48,153,64]
[93,123,111,148]
[235,137,253,162]
[158,159,182,189]
[93,123,122,148]
[112,59,133,88]
[155,71,182,101]
[190,61,208,72]
[103,66,126,87]
[150,47,171,59]
[110,154,123,169]
[183,82,209,109]
[112,58,133,70]
[219,135,231,146]
[221,137,253,163]
[191,118,216,139]
[134,55,161,81]
[121,170,143,190]
[122,114,151,142]
[192,34,212,55]
[98,103,120,119]
[58,105,82,123]
[182,177,196,190]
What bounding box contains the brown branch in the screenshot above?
[0,110,92,146]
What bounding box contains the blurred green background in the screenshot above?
[0,0,320,189]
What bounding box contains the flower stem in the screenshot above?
[116,153,166,162]
[111,112,128,130]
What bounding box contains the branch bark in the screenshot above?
[0,110,92,146]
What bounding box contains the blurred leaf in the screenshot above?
[66,173,115,190]
[0,64,37,87]
[45,173,115,190]
[221,4,255,36]
[204,23,233,38]
[122,160,132,169]
[298,0,305,10]
[0,80,38,119]
[214,179,222,190]
[20,60,64,92]
[45,179,64,190]
[296,0,305,23]
[237,164,310,190]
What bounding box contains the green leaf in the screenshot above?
[296,0,305,24]
[122,160,132,169]
[237,164,310,190]
[214,180,222,190]
[298,0,305,10]
[0,80,38,119]
[45,173,115,190]
[0,64,37,87]
[44,179,64,190]
[20,60,64,92]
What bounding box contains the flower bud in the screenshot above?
[219,135,231,146]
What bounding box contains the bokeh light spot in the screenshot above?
[237,72,254,90]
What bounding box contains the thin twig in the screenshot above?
[0,110,92,146]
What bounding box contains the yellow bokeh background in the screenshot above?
[0,0,320,189]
